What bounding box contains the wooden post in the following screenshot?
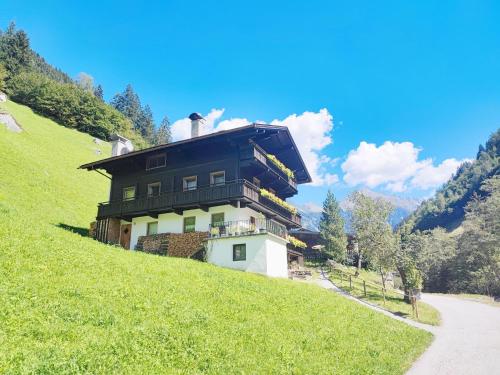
[363,280,367,297]
[349,275,352,289]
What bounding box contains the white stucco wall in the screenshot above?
[126,204,265,250]
[264,236,289,278]
[206,233,289,278]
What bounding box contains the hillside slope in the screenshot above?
[410,129,499,231]
[0,101,431,374]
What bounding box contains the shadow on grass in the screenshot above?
[56,223,89,237]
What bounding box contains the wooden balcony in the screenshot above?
[97,179,301,227]
[252,145,298,189]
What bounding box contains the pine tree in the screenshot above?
[94,84,104,101]
[0,22,31,78]
[319,190,347,262]
[137,104,155,141]
[152,116,172,145]
[111,84,141,130]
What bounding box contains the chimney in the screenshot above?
[110,134,134,156]
[188,112,204,138]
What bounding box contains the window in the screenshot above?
[183,176,197,191]
[147,221,158,235]
[123,186,136,201]
[233,244,246,261]
[211,213,225,227]
[147,182,161,197]
[253,177,261,188]
[183,216,196,233]
[146,154,166,170]
[210,171,225,186]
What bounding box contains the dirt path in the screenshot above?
[407,293,500,375]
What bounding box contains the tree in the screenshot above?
[348,191,396,291]
[94,84,104,101]
[152,116,172,145]
[0,63,6,92]
[137,104,155,141]
[319,190,346,262]
[396,222,425,302]
[76,72,94,92]
[0,22,31,79]
[111,84,142,131]
[454,176,500,296]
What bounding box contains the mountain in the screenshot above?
[409,129,500,232]
[0,99,430,373]
[296,190,419,232]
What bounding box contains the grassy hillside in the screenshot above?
[0,100,432,374]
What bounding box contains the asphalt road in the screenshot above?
[406,293,500,375]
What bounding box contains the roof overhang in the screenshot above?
[79,123,312,184]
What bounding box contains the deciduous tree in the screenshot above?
[348,191,396,290]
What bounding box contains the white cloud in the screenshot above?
[171,108,225,141]
[297,202,324,213]
[270,109,336,186]
[410,158,466,190]
[171,108,337,186]
[341,141,468,192]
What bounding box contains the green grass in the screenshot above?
[0,100,432,374]
[328,266,441,326]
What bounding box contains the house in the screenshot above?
[288,228,327,262]
[80,114,312,278]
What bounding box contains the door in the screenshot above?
[120,224,132,249]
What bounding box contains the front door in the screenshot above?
[120,224,132,249]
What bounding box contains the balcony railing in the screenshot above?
[252,144,298,190]
[208,218,288,239]
[97,179,300,227]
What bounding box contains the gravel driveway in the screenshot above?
[407,293,500,375]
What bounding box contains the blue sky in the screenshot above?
[2,1,499,210]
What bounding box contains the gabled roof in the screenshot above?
[79,123,313,184]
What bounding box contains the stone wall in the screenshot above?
[137,232,209,258]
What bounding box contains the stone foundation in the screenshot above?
[136,232,209,258]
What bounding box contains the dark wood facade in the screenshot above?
[80,124,311,229]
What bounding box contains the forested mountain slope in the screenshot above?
[410,129,499,232]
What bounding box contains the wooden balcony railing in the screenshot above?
[252,144,298,190]
[97,179,301,227]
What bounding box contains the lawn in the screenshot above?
[327,266,441,326]
[0,100,432,374]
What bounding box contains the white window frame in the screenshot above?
[183,216,196,233]
[210,170,226,186]
[122,186,136,201]
[147,221,158,236]
[147,182,161,197]
[183,176,197,191]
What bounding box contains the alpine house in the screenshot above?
[80,113,311,277]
